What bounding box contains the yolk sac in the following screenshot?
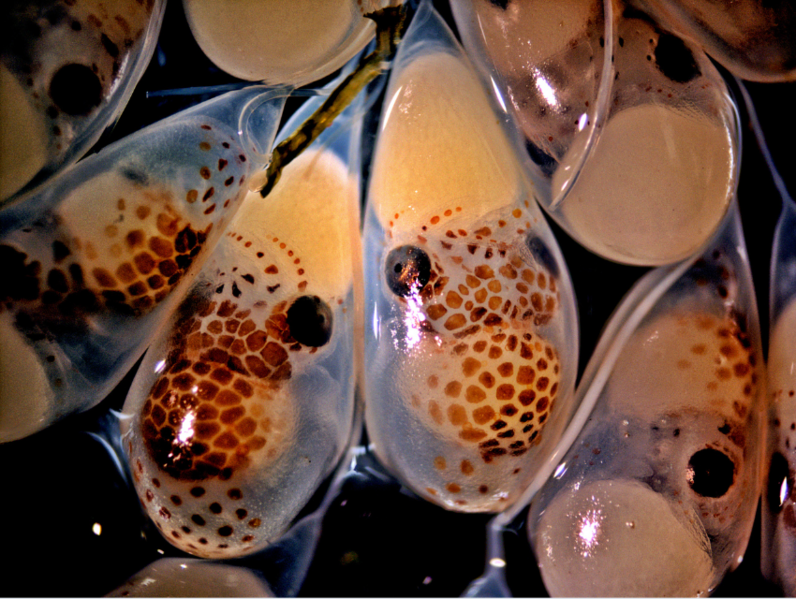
[286,295,333,347]
[384,245,431,298]
[687,448,735,498]
[49,63,103,116]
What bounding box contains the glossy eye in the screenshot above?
[286,295,333,347]
[49,63,102,116]
[687,448,735,498]
[385,245,431,298]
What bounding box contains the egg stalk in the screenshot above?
[256,5,408,198]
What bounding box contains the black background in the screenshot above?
[1,0,794,596]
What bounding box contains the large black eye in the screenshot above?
[654,33,701,84]
[767,452,792,514]
[385,245,431,298]
[286,295,333,347]
[49,63,102,116]
[687,448,735,498]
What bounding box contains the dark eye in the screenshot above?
[687,448,735,498]
[385,245,431,298]
[49,63,102,116]
[526,236,558,279]
[654,33,701,84]
[286,295,333,347]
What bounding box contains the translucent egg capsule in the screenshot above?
[762,196,796,594]
[552,8,740,266]
[1,0,165,204]
[527,204,763,596]
[182,0,402,85]
[628,0,796,82]
[363,0,578,513]
[450,0,614,208]
[0,86,286,443]
[121,95,361,559]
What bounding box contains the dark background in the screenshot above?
[1,0,794,596]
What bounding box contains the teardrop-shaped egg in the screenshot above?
[122,140,360,558]
[363,1,577,512]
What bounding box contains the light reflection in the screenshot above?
[554,462,568,479]
[92,522,102,536]
[533,71,559,110]
[780,477,789,507]
[403,290,425,349]
[382,85,405,131]
[489,557,506,568]
[178,410,196,444]
[577,508,603,557]
[490,76,508,113]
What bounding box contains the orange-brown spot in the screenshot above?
[496,384,515,400]
[473,405,496,425]
[497,362,514,377]
[434,456,447,470]
[427,304,448,320]
[462,357,481,377]
[446,483,461,493]
[461,460,474,475]
[445,381,462,398]
[446,291,463,309]
[92,268,117,288]
[149,237,173,258]
[465,385,486,403]
[478,371,495,389]
[448,404,468,426]
[261,342,288,367]
[475,265,494,280]
[460,428,487,442]
[428,400,443,425]
[517,366,536,385]
[444,314,467,330]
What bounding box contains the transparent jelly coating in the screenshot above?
[450,0,612,206]
[629,0,796,82]
[364,2,577,513]
[107,558,274,597]
[0,87,286,443]
[1,0,165,204]
[121,147,360,558]
[182,0,400,84]
[551,13,739,266]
